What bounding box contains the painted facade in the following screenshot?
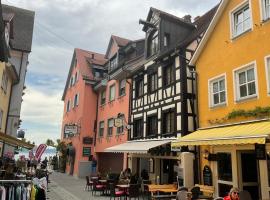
[175,0,270,199]
[94,36,134,174]
[61,48,107,177]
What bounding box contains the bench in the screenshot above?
[195,184,214,197]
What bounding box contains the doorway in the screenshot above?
[162,159,176,184]
[237,151,259,200]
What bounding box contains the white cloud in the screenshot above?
[21,86,63,125]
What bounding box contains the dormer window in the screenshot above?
[148,31,158,57]
[110,56,117,71]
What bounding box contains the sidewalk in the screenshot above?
[47,171,109,200]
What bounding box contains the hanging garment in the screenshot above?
[0,186,6,200]
[30,186,36,200]
[35,188,45,200]
[16,185,22,200]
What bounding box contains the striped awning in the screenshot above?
[0,132,34,149]
[171,120,270,148]
[104,139,174,154]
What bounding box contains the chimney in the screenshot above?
[91,53,95,59]
[183,15,192,23]
[194,16,200,22]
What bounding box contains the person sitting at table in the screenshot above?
[224,187,240,200]
[119,168,131,184]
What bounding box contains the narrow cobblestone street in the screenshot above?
[47,171,109,200]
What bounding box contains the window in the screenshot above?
[148,72,158,92]
[66,100,70,112]
[133,118,143,139]
[163,65,174,87]
[74,72,78,83]
[107,118,114,136]
[262,0,270,20]
[209,76,226,106]
[70,76,74,87]
[231,3,251,37]
[148,31,158,57]
[0,109,3,129]
[119,79,126,96]
[235,64,257,100]
[135,78,144,98]
[74,93,79,107]
[164,33,170,47]
[110,57,117,70]
[1,70,8,93]
[99,121,104,137]
[100,90,106,105]
[162,109,175,135]
[109,84,115,101]
[217,153,232,181]
[266,56,270,94]
[117,114,124,134]
[147,115,158,137]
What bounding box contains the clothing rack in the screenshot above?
[0,180,32,183]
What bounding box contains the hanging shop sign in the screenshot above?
[64,125,78,136]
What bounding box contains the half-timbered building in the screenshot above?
[107,7,218,185]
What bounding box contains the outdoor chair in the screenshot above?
[109,182,125,200]
[92,178,105,196]
[141,180,151,200]
[190,186,200,200]
[127,183,140,199]
[85,176,93,191]
[239,190,252,200]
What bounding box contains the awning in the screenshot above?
[0,132,34,149]
[104,139,174,154]
[171,120,270,148]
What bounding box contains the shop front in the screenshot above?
[105,139,195,187]
[172,120,270,200]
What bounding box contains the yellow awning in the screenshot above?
[172,120,270,147]
[0,132,34,149]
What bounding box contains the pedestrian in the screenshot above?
[91,157,97,174]
[41,157,48,169]
[224,187,240,200]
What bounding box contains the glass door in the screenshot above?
[238,151,259,200]
[217,152,234,197]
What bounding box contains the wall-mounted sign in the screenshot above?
[64,125,78,135]
[83,137,93,144]
[114,118,123,128]
[255,144,266,160]
[82,147,91,157]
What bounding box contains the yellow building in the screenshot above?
[172,0,270,199]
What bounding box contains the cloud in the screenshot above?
[3,0,220,145]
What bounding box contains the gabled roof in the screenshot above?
[190,0,229,65]
[0,1,9,62]
[2,4,35,52]
[142,7,195,32]
[62,48,107,100]
[156,3,219,60]
[105,35,131,59]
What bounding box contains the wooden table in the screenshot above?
[148,184,178,199]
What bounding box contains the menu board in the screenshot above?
[255,144,266,160]
[203,165,213,186]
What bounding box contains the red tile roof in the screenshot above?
[111,35,130,47]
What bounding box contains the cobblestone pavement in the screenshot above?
[47,171,109,200]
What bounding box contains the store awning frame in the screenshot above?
[172,120,270,148]
[0,131,34,149]
[104,139,174,154]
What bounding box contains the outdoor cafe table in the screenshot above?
[148,184,178,199]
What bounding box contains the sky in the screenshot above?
[2,0,220,145]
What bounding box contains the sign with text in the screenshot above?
[83,137,93,144]
[64,125,78,135]
[82,147,91,157]
[114,118,123,128]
